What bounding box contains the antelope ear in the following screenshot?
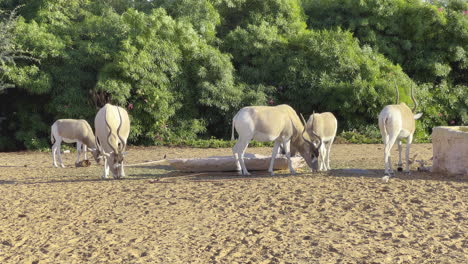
[414,113,423,120]
[313,139,321,148]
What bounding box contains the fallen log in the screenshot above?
[167,153,304,172]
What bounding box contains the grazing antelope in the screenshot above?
[231,104,322,176]
[94,104,130,179]
[305,112,338,171]
[51,119,101,168]
[378,84,422,182]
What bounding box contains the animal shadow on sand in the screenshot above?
[129,164,467,184]
[327,168,467,183]
[4,164,465,185]
[130,164,281,183]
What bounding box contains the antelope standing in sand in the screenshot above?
[305,112,338,171]
[95,104,130,179]
[378,84,422,182]
[231,104,322,176]
[51,119,101,168]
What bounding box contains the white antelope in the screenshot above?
[94,104,130,179]
[378,84,422,182]
[305,112,338,171]
[51,119,101,168]
[232,104,322,176]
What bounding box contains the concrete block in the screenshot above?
[432,126,468,175]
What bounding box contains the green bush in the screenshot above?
[303,0,468,132]
[337,125,382,144]
[163,138,273,148]
[0,0,466,150]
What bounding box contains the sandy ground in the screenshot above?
[0,144,466,263]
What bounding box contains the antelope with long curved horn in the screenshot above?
[231,104,322,176]
[378,83,422,182]
[51,119,102,168]
[95,104,130,179]
[304,112,337,172]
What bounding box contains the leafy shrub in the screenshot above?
[0,0,466,150]
[163,138,273,148]
[337,125,382,144]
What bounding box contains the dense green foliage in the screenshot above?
[303,0,468,138]
[0,0,466,150]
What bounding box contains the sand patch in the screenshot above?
[0,144,466,263]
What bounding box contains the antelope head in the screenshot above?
[99,108,127,179]
[300,113,322,172]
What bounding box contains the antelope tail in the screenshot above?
[379,116,389,139]
[231,118,236,141]
[51,130,55,144]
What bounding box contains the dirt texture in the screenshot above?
[0,144,466,263]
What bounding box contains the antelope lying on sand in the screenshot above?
[305,112,337,171]
[95,104,130,179]
[378,84,422,182]
[232,104,322,176]
[51,119,101,168]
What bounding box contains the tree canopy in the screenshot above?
[0,0,466,150]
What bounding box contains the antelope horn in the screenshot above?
[299,113,313,145]
[116,106,126,152]
[95,136,104,153]
[299,113,307,126]
[301,113,322,150]
[302,128,314,147]
[300,112,323,150]
[394,80,399,104]
[410,84,418,112]
[312,130,322,151]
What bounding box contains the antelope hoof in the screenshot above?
[60,164,65,168]
[397,167,403,172]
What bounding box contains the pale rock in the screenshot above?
[432,126,468,175]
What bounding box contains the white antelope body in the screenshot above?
[232,104,322,175]
[306,112,337,171]
[51,119,101,168]
[94,104,130,179]
[378,85,422,182]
